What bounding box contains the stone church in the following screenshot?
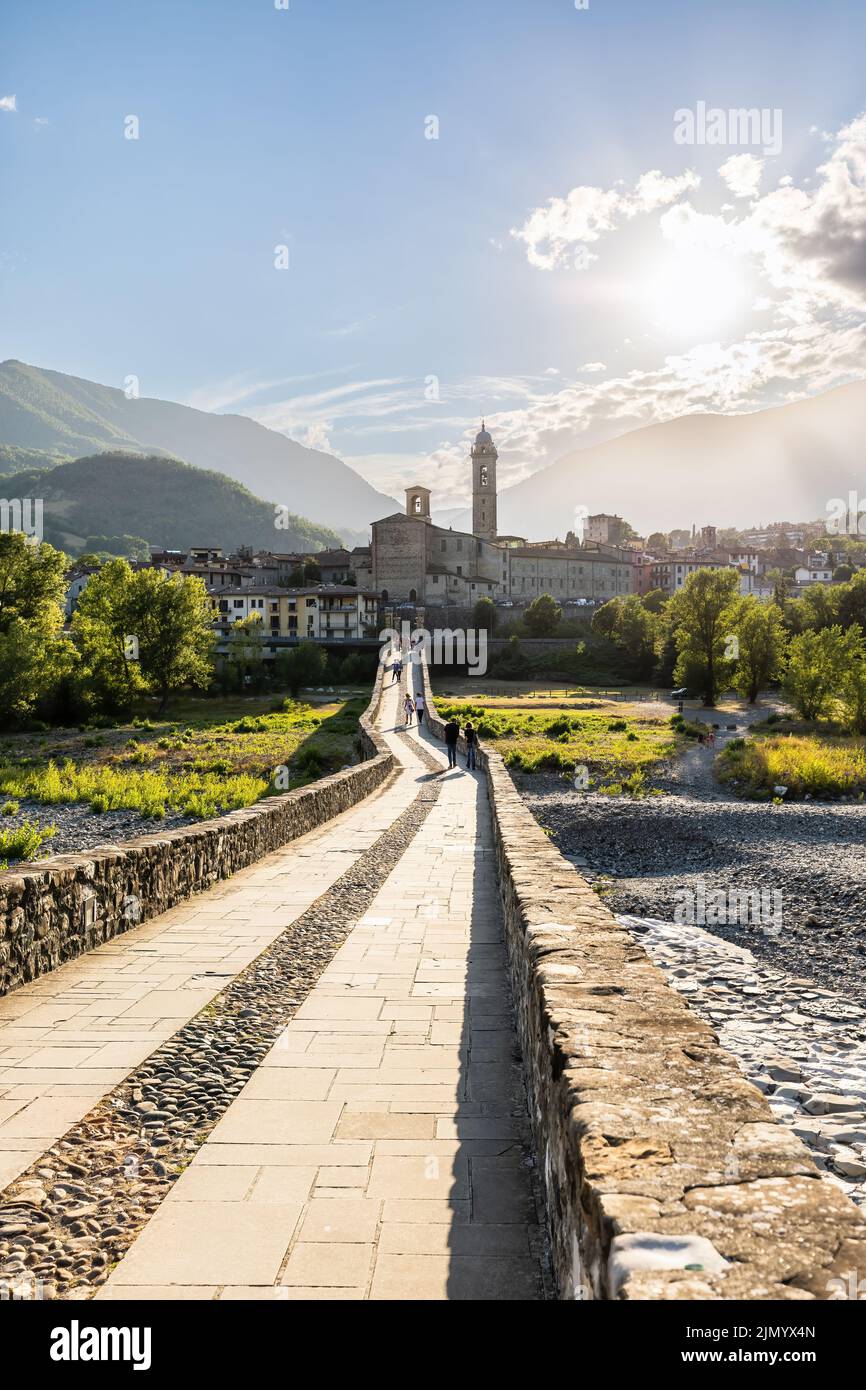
[367,424,635,608]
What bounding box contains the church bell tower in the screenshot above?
[471,421,498,540]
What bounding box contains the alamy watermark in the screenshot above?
[379,621,487,677]
[674,101,782,157]
[826,492,866,536]
[0,497,43,543]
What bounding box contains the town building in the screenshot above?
[370,425,638,607]
[209,585,379,644]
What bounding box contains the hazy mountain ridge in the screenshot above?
[2,452,344,556]
[493,380,866,538]
[0,360,400,539]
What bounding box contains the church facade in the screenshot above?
[370,424,636,608]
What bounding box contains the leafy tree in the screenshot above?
[129,570,215,713]
[225,614,267,693]
[667,568,740,706]
[782,625,860,721]
[837,571,866,632]
[730,598,787,703]
[834,564,855,583]
[74,561,215,714]
[524,592,562,637]
[641,588,668,614]
[283,561,322,588]
[472,596,496,635]
[788,583,840,634]
[765,568,789,607]
[0,534,74,723]
[842,635,866,734]
[591,598,621,640]
[646,532,668,552]
[594,595,656,680]
[277,640,327,696]
[83,534,151,561]
[72,558,144,713]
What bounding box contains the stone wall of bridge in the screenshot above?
[0,666,396,998]
[418,657,865,1300]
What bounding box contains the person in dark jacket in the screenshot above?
[464,721,478,770]
[443,718,460,769]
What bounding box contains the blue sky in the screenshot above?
[2,0,865,508]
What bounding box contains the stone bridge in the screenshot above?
[0,661,861,1300]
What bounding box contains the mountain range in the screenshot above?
[3,359,864,548]
[0,360,400,545]
[437,379,866,538]
[1,453,344,557]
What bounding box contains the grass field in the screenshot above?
[0,694,366,820]
[718,727,866,800]
[434,696,679,793]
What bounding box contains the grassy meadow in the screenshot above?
[434,695,679,794]
[718,725,866,800]
[0,693,366,822]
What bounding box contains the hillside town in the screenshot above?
[61,423,866,651]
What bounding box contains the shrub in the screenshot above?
[0,819,56,861]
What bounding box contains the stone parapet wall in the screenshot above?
[0,666,396,998]
[418,657,865,1299]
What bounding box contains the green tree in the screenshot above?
[277,640,327,696]
[225,614,267,693]
[641,588,668,614]
[837,571,866,632]
[524,592,562,637]
[594,595,657,680]
[782,625,859,721]
[74,562,215,715]
[789,582,840,634]
[591,597,622,640]
[668,568,740,706]
[730,598,787,703]
[0,534,74,723]
[765,568,789,608]
[72,558,144,713]
[842,633,866,734]
[472,596,497,635]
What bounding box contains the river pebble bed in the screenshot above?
[521,781,866,1002]
[1,798,195,860]
[620,913,866,1208]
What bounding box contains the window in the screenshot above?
[456,565,462,576]
[441,539,446,552]
[480,465,488,487]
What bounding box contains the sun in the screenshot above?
[643,247,749,340]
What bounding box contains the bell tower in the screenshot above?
[471,421,498,540]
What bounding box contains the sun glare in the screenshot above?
[643,249,749,340]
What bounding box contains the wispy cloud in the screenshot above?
[0,96,17,113]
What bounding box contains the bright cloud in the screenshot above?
[511,168,700,269]
[719,153,764,198]
[0,95,17,113]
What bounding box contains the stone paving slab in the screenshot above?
[98,668,548,1300]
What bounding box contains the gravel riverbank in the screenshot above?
[520,778,866,1002]
[1,799,196,860]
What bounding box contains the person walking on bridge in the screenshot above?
[403,694,415,726]
[464,721,478,771]
[444,717,460,770]
[414,691,426,726]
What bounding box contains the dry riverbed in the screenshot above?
[520,777,866,1002]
